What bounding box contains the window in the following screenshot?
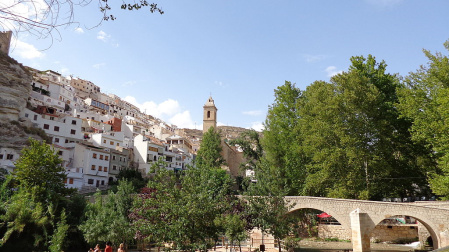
[113,165,117,170]
[98,166,102,171]
[44,124,49,129]
[91,165,95,170]
[54,138,59,143]
[25,113,29,118]
[100,154,103,160]
[110,141,114,145]
[207,111,210,118]
[88,179,94,185]
[6,154,13,160]
[112,155,116,161]
[116,143,119,146]
[58,151,63,156]
[71,129,76,135]
[64,178,67,183]
[72,120,76,125]
[65,139,69,143]
[105,156,109,161]
[104,167,107,172]
[54,126,60,132]
[123,158,126,162]
[0,154,3,159]
[101,180,105,185]
[103,139,106,144]
[69,178,74,184]
[34,115,38,120]
[93,153,97,159]
[50,117,55,120]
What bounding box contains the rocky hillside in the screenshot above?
[183,126,257,140]
[0,51,31,121]
[0,52,50,149]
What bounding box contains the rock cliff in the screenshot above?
[0,51,31,121]
[0,52,49,149]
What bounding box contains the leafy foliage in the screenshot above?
[397,40,449,199]
[196,126,225,170]
[80,180,136,247]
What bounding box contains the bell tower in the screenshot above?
[203,96,217,133]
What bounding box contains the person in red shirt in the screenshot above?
[104,241,112,252]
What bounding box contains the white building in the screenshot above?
[72,143,110,188]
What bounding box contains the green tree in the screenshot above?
[262,81,306,196]
[397,40,449,199]
[130,142,233,251]
[80,180,136,247]
[14,138,69,202]
[300,55,432,200]
[246,158,294,252]
[196,126,225,170]
[0,139,71,251]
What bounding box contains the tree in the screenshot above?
[0,138,71,251]
[247,183,293,252]
[262,81,306,196]
[80,180,136,247]
[130,137,234,251]
[397,40,449,199]
[14,138,69,202]
[196,126,225,170]
[109,168,148,193]
[300,55,433,200]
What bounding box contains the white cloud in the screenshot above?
[249,122,264,132]
[10,39,44,59]
[242,110,264,116]
[93,63,106,69]
[75,27,84,34]
[169,111,195,129]
[123,96,195,128]
[97,31,110,42]
[325,66,342,77]
[303,54,326,63]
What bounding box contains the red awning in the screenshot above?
[317,212,332,218]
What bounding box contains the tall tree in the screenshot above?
[196,126,225,170]
[262,81,306,196]
[300,55,432,200]
[0,139,70,251]
[397,40,449,199]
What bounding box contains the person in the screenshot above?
[104,241,112,252]
[118,243,125,252]
[93,244,101,252]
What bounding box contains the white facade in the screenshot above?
[91,132,124,149]
[72,143,110,188]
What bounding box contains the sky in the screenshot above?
[3,0,449,131]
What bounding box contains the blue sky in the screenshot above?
[5,0,449,130]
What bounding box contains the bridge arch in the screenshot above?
[368,211,440,249]
[285,196,449,251]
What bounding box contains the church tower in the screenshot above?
[203,96,217,133]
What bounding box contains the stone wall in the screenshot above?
[318,225,351,240]
[370,225,418,242]
[318,224,418,243]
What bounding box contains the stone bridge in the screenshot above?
[286,196,449,252]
